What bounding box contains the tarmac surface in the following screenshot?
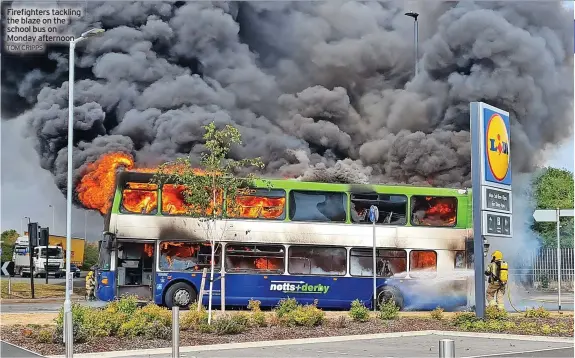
[1,341,44,357]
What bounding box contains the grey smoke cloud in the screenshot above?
[1,1,573,203]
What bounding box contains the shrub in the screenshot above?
[231,312,250,327]
[83,309,126,337]
[115,295,139,316]
[452,312,478,326]
[181,305,209,330]
[144,321,172,340]
[55,302,89,331]
[251,311,267,327]
[430,307,445,320]
[36,328,55,344]
[331,315,348,328]
[485,306,508,320]
[279,304,325,327]
[118,303,172,338]
[198,323,214,333]
[378,299,399,320]
[540,324,552,335]
[275,298,298,318]
[349,300,370,322]
[212,314,247,335]
[524,306,550,318]
[247,299,261,311]
[139,304,171,326]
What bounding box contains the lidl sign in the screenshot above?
[479,104,511,189]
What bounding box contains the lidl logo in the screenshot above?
[269,280,330,294]
[485,113,510,182]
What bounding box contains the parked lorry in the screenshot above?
[14,234,86,277]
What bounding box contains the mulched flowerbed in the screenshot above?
[3,317,573,356]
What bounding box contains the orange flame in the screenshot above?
[420,197,456,226]
[143,244,154,257]
[410,251,437,270]
[77,152,135,214]
[160,241,197,268]
[254,257,282,270]
[121,182,158,214]
[228,195,285,219]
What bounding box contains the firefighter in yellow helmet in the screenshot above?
[484,250,508,309]
[85,269,96,301]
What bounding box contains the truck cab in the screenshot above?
[13,237,65,278]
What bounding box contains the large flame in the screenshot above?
[254,257,282,271]
[411,251,437,270]
[228,195,286,219]
[121,182,158,214]
[77,152,135,214]
[419,197,457,226]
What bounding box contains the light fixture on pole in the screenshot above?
[49,205,55,234]
[64,27,105,358]
[404,11,419,76]
[21,217,30,236]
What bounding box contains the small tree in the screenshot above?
[1,230,19,262]
[152,122,265,323]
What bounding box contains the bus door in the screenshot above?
[116,240,155,301]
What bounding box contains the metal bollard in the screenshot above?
[172,306,179,358]
[439,339,455,358]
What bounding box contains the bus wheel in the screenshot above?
[165,282,197,308]
[377,286,404,311]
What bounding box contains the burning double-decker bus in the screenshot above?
[91,153,473,311]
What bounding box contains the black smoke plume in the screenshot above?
[2,1,573,204]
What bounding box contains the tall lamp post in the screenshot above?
[64,28,105,358]
[21,216,30,236]
[404,11,419,76]
[49,205,55,234]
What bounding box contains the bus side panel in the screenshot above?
[155,272,222,306]
[95,270,116,302]
[225,274,385,309]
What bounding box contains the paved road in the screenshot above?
[5,276,85,284]
[72,333,572,358]
[1,341,44,357]
[1,300,106,313]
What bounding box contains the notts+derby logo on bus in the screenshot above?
[486,113,510,182]
[269,280,331,294]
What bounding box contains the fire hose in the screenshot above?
[506,284,520,313]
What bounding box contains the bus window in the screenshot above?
[159,241,221,272]
[225,244,284,274]
[227,189,286,220]
[410,196,457,227]
[455,251,465,269]
[349,248,407,277]
[289,191,347,222]
[288,246,346,276]
[350,194,407,225]
[409,250,437,278]
[161,184,187,215]
[120,182,158,215]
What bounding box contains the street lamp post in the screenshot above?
[404,11,419,76]
[21,217,30,236]
[49,205,55,234]
[64,28,105,358]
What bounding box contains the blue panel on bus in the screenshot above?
[95,270,116,302]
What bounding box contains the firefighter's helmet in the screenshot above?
[492,250,503,261]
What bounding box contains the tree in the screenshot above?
[1,229,19,262]
[83,242,99,270]
[532,167,574,248]
[152,122,266,323]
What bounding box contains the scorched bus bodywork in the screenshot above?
[96,171,473,310]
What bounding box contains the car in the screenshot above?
[69,264,81,278]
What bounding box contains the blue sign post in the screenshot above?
[369,205,379,311]
[470,102,513,319]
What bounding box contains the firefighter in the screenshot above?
[85,269,96,301]
[484,250,508,309]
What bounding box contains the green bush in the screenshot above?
[430,307,445,320]
[247,299,261,311]
[348,300,370,322]
[117,303,172,338]
[55,303,89,331]
[279,304,325,327]
[115,295,140,316]
[524,306,550,318]
[144,321,172,340]
[212,314,247,335]
[181,304,209,330]
[251,311,267,327]
[451,312,478,326]
[540,324,552,335]
[378,299,399,320]
[36,328,55,343]
[198,323,215,333]
[83,309,126,337]
[485,306,508,320]
[275,298,298,318]
[331,315,348,328]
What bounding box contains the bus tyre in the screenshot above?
[165,282,197,308]
[377,286,404,311]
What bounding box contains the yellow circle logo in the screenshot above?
[486,114,510,181]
